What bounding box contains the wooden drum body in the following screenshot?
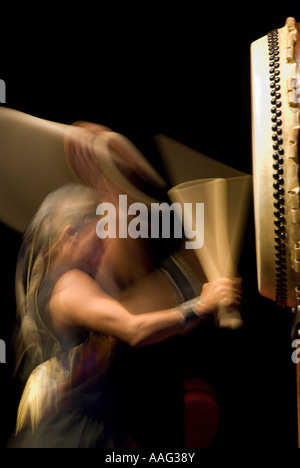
[251,17,300,308]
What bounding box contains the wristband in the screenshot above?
[172,297,209,326]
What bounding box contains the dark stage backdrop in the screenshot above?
[0,6,299,448]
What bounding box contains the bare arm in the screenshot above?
[49,269,241,348]
[49,269,186,347]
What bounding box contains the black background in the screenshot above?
[1,4,299,448]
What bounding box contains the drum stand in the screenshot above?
[291,306,300,448]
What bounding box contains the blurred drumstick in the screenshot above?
[159,135,252,329]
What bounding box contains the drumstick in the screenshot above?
[0,108,166,233]
[168,176,251,329]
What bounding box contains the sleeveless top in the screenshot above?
[12,266,128,448]
[37,265,90,354]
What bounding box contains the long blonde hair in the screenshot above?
[14,183,100,380]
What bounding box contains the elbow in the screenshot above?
[128,331,144,348]
[129,337,141,348]
[126,317,144,348]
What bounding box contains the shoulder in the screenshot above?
[48,269,107,329]
[50,269,106,316]
[52,268,104,298]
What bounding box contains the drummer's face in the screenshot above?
[72,217,106,276]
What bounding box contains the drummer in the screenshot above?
[10,182,242,448]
